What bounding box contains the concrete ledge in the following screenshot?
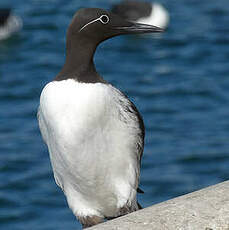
[89,181,229,230]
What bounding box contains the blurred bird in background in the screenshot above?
[0,8,22,41]
[111,0,169,29]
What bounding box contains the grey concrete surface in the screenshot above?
[89,181,229,230]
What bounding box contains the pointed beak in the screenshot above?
[114,21,164,34]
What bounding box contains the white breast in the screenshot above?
[38,79,142,217]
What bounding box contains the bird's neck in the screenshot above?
[55,37,105,83]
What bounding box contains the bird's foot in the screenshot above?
[78,215,104,229]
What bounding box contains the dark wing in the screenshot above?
[128,99,145,194]
[116,88,145,193]
[126,97,145,164]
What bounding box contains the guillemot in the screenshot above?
[0,8,22,40]
[111,0,169,29]
[38,8,163,228]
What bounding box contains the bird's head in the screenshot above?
[67,8,163,45]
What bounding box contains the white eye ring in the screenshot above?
[79,14,110,32]
[99,15,109,24]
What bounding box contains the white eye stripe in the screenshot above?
[79,15,110,32]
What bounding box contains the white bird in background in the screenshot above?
[111,0,169,30]
[38,8,163,228]
[0,8,22,41]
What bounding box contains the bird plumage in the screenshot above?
[38,80,144,223]
[38,8,162,228]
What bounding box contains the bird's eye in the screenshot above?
[100,15,109,24]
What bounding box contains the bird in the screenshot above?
[111,0,169,30]
[0,8,22,41]
[37,8,163,228]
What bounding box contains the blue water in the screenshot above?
[1,0,229,229]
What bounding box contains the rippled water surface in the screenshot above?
[1,0,229,229]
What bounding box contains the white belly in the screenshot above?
[38,79,141,217]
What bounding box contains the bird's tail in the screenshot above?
[137,202,143,210]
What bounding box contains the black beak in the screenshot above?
[114,21,164,34]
